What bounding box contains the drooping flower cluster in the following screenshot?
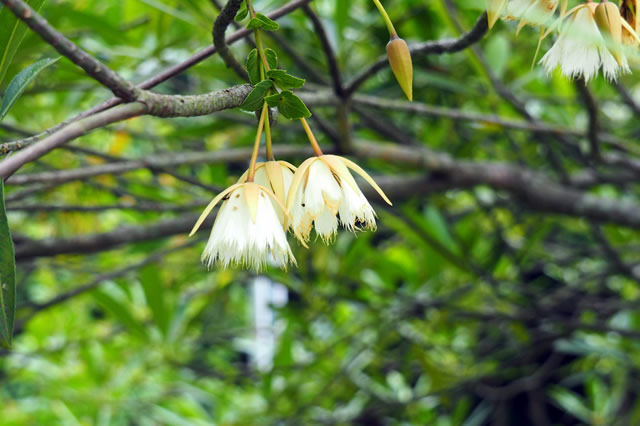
[190,157,392,271]
[188,0,400,272]
[486,0,640,82]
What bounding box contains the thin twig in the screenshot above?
[213,0,250,81]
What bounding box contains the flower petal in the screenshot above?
[237,162,266,183]
[340,157,392,206]
[264,161,286,204]
[189,183,243,237]
[243,182,260,224]
[285,157,316,212]
[256,183,292,229]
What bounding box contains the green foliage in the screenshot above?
[246,48,278,85]
[264,90,311,119]
[247,13,279,31]
[266,69,305,90]
[244,46,308,118]
[0,181,15,348]
[0,57,59,121]
[235,0,248,22]
[240,79,273,111]
[0,0,47,87]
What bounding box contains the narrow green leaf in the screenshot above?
[241,79,273,111]
[264,90,311,119]
[93,290,148,340]
[247,13,279,31]
[335,0,349,45]
[266,69,305,90]
[140,265,170,336]
[0,181,16,349]
[0,0,48,87]
[0,57,59,121]
[235,1,248,22]
[549,386,593,423]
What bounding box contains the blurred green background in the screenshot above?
[2,0,640,424]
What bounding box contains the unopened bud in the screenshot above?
[594,0,624,65]
[619,0,640,46]
[386,36,413,102]
[486,0,507,29]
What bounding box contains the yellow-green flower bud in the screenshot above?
[595,0,624,65]
[386,36,413,102]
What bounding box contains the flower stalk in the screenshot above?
[247,0,325,158]
[372,0,397,37]
[247,105,268,182]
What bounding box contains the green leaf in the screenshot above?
[0,57,59,121]
[235,1,248,22]
[335,0,349,45]
[140,265,170,337]
[265,48,278,70]
[549,386,593,423]
[246,49,260,85]
[0,0,48,87]
[93,290,148,340]
[241,79,273,111]
[246,48,279,85]
[264,90,311,119]
[246,13,279,31]
[266,69,305,90]
[0,181,16,349]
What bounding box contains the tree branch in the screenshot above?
[1,0,312,153]
[352,141,640,229]
[7,145,316,186]
[0,85,253,179]
[1,0,139,100]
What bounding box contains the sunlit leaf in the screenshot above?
[0,0,47,87]
[0,57,59,121]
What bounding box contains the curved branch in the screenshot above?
[0,85,253,179]
[213,0,250,81]
[1,0,139,100]
[1,0,312,154]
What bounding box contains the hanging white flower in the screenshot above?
[189,182,295,271]
[286,155,392,243]
[540,2,630,82]
[238,161,296,225]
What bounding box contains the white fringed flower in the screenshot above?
[540,2,630,82]
[238,161,296,225]
[286,155,392,243]
[487,0,562,29]
[190,182,295,271]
